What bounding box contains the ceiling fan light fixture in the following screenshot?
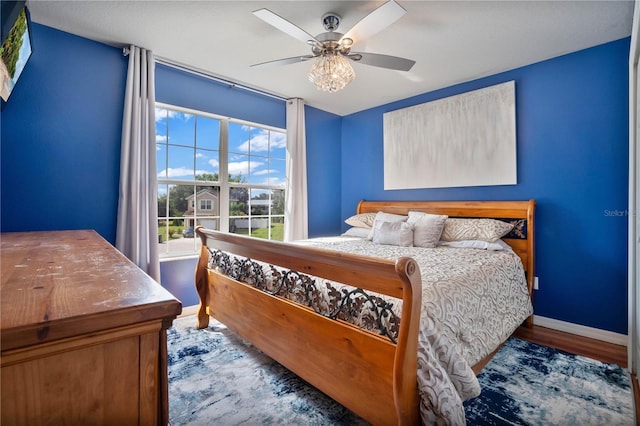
[307,51,355,93]
[341,37,354,48]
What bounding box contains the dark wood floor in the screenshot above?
[513,324,627,367]
[513,324,638,425]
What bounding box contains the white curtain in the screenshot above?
[116,45,160,282]
[284,98,308,242]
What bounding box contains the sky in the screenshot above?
[155,108,286,193]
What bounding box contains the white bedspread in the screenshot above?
[293,236,533,425]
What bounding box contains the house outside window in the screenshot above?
[156,103,286,258]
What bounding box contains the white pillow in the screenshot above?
[367,212,408,240]
[440,218,514,243]
[438,239,513,251]
[341,227,371,238]
[407,211,448,248]
[371,221,414,247]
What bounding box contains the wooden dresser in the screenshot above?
[1,230,182,425]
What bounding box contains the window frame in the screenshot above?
[156,102,287,259]
[199,199,213,210]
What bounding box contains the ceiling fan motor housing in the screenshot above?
[321,13,341,31]
[312,33,351,56]
[315,13,352,56]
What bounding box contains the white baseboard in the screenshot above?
[533,315,628,346]
[179,304,199,317]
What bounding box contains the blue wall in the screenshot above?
[305,105,342,236]
[160,256,200,307]
[156,64,286,128]
[1,22,630,334]
[341,38,630,334]
[1,23,127,243]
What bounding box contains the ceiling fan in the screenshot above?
[251,0,416,92]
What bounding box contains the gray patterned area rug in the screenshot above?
[464,337,634,425]
[167,315,634,425]
[167,315,367,425]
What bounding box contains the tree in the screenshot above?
[0,9,27,78]
[227,174,248,216]
[272,190,285,216]
[157,193,167,217]
[196,173,219,182]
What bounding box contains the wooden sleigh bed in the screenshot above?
[194,200,535,425]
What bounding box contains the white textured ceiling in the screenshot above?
[27,0,634,116]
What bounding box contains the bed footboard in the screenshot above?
[195,227,422,425]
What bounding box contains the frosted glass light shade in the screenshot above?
[307,51,355,93]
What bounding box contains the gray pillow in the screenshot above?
[407,211,448,248]
[367,211,408,240]
[371,221,414,247]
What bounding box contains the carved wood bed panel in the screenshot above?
[194,199,535,425]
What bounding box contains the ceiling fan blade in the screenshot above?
[253,8,319,45]
[250,55,316,68]
[341,0,406,44]
[347,52,415,71]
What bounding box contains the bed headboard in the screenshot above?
[356,199,536,298]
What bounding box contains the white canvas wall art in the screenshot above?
[383,81,516,190]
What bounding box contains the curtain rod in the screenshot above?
[122,48,291,103]
[153,55,287,102]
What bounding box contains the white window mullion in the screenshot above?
[192,116,198,229]
[219,119,230,232]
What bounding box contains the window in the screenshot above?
[156,103,286,258]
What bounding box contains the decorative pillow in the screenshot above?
[407,211,448,248]
[344,212,377,229]
[371,221,414,247]
[438,239,513,251]
[341,227,371,238]
[440,218,514,243]
[367,212,409,240]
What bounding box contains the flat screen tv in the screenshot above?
[1,1,32,102]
